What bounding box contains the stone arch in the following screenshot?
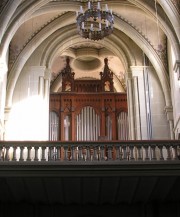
[6,14,171,108]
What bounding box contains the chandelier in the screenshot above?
[76,1,114,41]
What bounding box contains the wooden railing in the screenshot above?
[0,140,180,163]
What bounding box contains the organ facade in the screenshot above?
[49,58,128,141]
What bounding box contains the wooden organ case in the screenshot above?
[49,58,128,141]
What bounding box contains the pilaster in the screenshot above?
[131,66,149,140]
[126,72,135,140]
[0,61,8,140]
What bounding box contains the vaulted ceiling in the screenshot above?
[0,0,179,105]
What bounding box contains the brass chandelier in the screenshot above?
[76,1,114,41]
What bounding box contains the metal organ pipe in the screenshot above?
[76,106,100,141]
[49,112,59,141]
[118,112,129,140]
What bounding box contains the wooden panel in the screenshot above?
[50,93,127,141]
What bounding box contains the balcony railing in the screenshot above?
[0,140,180,163]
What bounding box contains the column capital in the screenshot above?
[130,66,153,76]
[164,106,173,121]
[173,60,180,80]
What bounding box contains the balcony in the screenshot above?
[0,140,180,176]
[0,140,180,217]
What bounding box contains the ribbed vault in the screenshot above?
[0,0,179,108]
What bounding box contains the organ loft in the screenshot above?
[49,58,128,141]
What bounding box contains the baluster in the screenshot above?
[41,146,46,161]
[71,146,75,161]
[166,145,171,160]
[56,146,61,161]
[78,146,83,161]
[158,145,164,160]
[151,145,156,160]
[107,145,112,160]
[19,146,24,161]
[100,145,105,161]
[4,146,10,161]
[51,146,55,161]
[122,145,127,160]
[75,146,79,161]
[144,145,149,161]
[126,146,130,160]
[90,146,93,161]
[68,146,72,161]
[64,145,68,161]
[83,147,87,161]
[172,145,178,160]
[97,146,101,161]
[119,146,123,160]
[12,146,17,161]
[86,146,90,161]
[93,146,98,161]
[34,146,39,161]
[27,146,32,161]
[0,146,3,161]
[137,146,142,160]
[129,145,135,161]
[115,145,120,161]
[178,146,180,160]
[104,146,108,160]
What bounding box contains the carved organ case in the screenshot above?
[49,58,128,141]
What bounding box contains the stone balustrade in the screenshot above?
[0,140,179,163]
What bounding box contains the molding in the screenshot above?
[0,161,180,177]
[164,106,174,121]
[174,115,180,133]
[174,60,180,80]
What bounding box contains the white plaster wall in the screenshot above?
[5,61,49,140]
[148,68,170,139]
[168,41,180,139]
[131,65,170,140]
[0,53,8,140]
[132,67,148,140]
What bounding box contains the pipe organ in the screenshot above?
[49,58,128,141]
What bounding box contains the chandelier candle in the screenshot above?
[76,1,114,41]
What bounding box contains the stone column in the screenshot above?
[44,68,51,140]
[0,61,8,140]
[126,72,135,140]
[131,66,149,140]
[132,76,142,139]
[172,61,180,139]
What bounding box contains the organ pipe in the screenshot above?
[117,112,129,140]
[49,111,59,141]
[76,106,100,141]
